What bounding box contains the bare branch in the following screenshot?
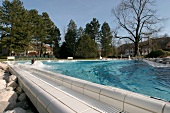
[112,0,165,56]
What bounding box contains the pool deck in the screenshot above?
[9,63,170,113]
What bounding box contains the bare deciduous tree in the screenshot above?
[112,0,165,56]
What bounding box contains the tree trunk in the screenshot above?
[134,42,140,57]
[40,43,43,57]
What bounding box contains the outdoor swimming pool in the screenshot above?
[19,60,170,101]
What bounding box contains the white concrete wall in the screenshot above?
[9,66,170,113]
[31,68,170,113]
[9,66,75,113]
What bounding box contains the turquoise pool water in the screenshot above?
[20,60,170,101]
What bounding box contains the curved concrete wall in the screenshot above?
[9,66,75,113]
[9,65,170,113]
[30,68,170,113]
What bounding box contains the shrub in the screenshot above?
[146,49,166,58]
[0,56,8,59]
[165,51,170,56]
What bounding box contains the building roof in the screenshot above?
[43,44,51,50]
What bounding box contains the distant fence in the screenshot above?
[14,55,55,60]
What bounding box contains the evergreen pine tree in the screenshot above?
[76,35,98,58]
[100,22,113,57]
[85,18,100,42]
[65,19,77,57]
[1,0,30,55]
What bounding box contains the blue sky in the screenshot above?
[1,0,170,38]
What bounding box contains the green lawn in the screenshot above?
[0,59,7,62]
